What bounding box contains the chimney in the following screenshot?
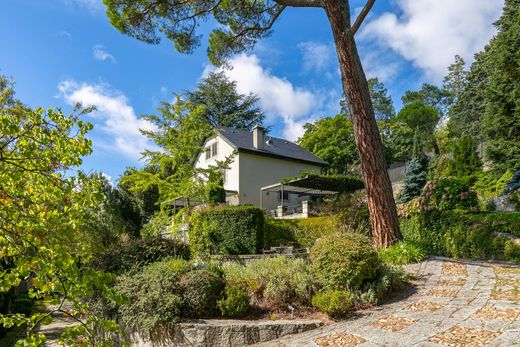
[252,125,264,149]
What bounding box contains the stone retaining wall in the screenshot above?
[129,319,323,347]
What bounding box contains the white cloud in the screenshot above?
[361,0,503,80]
[298,41,334,73]
[58,80,153,160]
[93,45,116,63]
[206,54,332,141]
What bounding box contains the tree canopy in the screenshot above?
[0,75,122,344]
[298,114,359,175]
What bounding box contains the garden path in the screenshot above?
[261,257,520,347]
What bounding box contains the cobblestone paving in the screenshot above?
[261,258,520,347]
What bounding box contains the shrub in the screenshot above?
[379,241,427,265]
[400,213,448,256]
[444,223,502,259]
[420,177,478,212]
[400,210,520,263]
[92,236,190,274]
[179,270,224,318]
[448,136,482,177]
[189,205,264,256]
[311,290,353,317]
[223,256,316,308]
[314,191,370,235]
[116,258,192,336]
[355,265,409,306]
[218,285,250,318]
[396,198,420,218]
[264,216,335,249]
[504,240,520,262]
[310,232,381,291]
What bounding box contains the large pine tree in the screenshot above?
[482,0,520,172]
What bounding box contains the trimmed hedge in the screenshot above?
[92,236,191,274]
[189,205,264,255]
[400,211,520,262]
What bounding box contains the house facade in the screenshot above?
[194,126,327,214]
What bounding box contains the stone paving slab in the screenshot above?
[261,258,520,347]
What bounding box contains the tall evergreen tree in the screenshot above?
[443,55,468,106]
[368,77,395,121]
[186,72,264,130]
[399,159,427,203]
[448,136,482,177]
[482,0,520,172]
[447,51,488,139]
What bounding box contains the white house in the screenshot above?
[194,125,328,218]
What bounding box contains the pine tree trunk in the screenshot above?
[325,0,401,247]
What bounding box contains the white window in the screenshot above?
[205,142,218,160]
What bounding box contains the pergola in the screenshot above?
[260,176,339,210]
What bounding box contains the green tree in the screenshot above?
[446,51,488,139]
[398,158,427,203]
[298,114,359,174]
[368,77,395,121]
[443,55,468,105]
[482,0,520,172]
[402,83,450,115]
[448,136,482,177]
[395,101,440,155]
[186,71,264,130]
[0,76,122,345]
[104,0,401,247]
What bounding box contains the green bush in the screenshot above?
[400,213,448,256]
[264,216,335,249]
[504,240,520,262]
[400,210,520,263]
[189,205,264,256]
[356,264,409,306]
[379,241,427,265]
[310,232,381,291]
[179,270,224,318]
[116,258,192,336]
[311,290,353,317]
[448,136,481,177]
[444,223,503,259]
[217,285,250,318]
[92,236,191,274]
[420,177,478,212]
[223,256,316,307]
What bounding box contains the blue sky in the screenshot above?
[0,0,504,181]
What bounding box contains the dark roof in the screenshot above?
[217,128,327,166]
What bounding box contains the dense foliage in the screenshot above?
[311,290,353,317]
[309,233,381,291]
[0,76,122,345]
[91,237,191,274]
[420,178,478,212]
[298,114,359,174]
[189,205,265,256]
[223,257,316,309]
[115,259,192,337]
[400,211,520,262]
[378,241,427,265]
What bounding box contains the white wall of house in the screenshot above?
[194,135,240,204]
[238,152,322,210]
